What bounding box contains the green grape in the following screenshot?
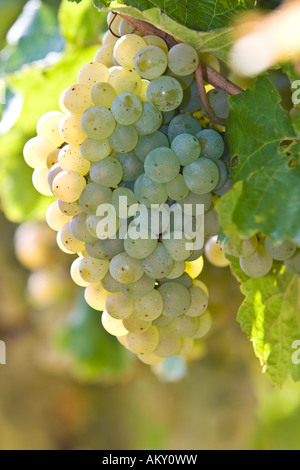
[109,124,139,153]
[159,282,191,317]
[110,252,144,284]
[147,76,183,112]
[196,129,225,160]
[81,106,116,140]
[47,163,62,193]
[166,260,186,279]
[91,82,117,108]
[207,88,230,120]
[162,232,193,261]
[85,283,110,310]
[134,102,162,136]
[171,134,201,166]
[36,111,64,147]
[71,257,92,287]
[102,233,124,257]
[90,157,123,187]
[168,43,199,76]
[240,245,273,278]
[134,174,168,207]
[170,315,199,337]
[285,250,300,276]
[166,174,189,201]
[102,30,118,46]
[58,200,82,217]
[124,232,157,260]
[85,239,112,260]
[144,35,168,54]
[155,326,182,358]
[183,158,220,195]
[69,212,96,243]
[179,191,212,215]
[142,243,174,279]
[102,310,129,336]
[153,315,173,328]
[112,187,138,218]
[46,149,59,169]
[134,289,163,321]
[58,145,90,176]
[80,138,112,163]
[57,222,86,254]
[78,256,109,283]
[53,171,87,203]
[192,310,212,339]
[114,34,147,68]
[204,209,221,238]
[205,236,230,268]
[78,62,109,86]
[175,273,193,289]
[134,45,168,79]
[144,147,180,184]
[111,93,143,125]
[115,151,144,181]
[118,18,135,36]
[108,66,142,95]
[46,201,72,232]
[61,84,93,115]
[265,237,297,261]
[101,271,120,293]
[126,326,160,355]
[59,113,87,145]
[86,214,103,238]
[106,292,135,319]
[185,286,209,317]
[32,168,53,196]
[162,110,178,125]
[180,79,202,114]
[167,71,194,91]
[122,312,152,333]
[120,274,155,299]
[94,44,115,68]
[135,131,169,162]
[214,160,228,190]
[79,183,112,214]
[138,79,150,102]
[168,114,202,142]
[23,136,56,169]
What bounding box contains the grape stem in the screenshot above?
[118,13,244,97]
[195,65,226,126]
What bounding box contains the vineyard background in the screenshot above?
[0,0,300,450]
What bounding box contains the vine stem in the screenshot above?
[118,13,244,96]
[195,66,226,126]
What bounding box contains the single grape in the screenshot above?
[166,260,186,279]
[142,243,174,279]
[115,151,144,182]
[134,45,168,79]
[81,106,116,140]
[166,174,189,201]
[114,34,147,68]
[171,134,201,166]
[155,326,182,358]
[134,289,163,321]
[183,158,220,195]
[144,147,180,183]
[144,35,168,54]
[120,274,155,299]
[134,102,162,136]
[32,168,53,196]
[159,282,191,317]
[78,62,109,86]
[265,237,297,261]
[94,44,115,68]
[109,124,139,153]
[134,174,168,207]
[23,136,56,169]
[196,129,225,160]
[285,250,300,276]
[162,231,194,261]
[111,93,143,125]
[106,292,135,319]
[168,43,199,76]
[108,66,142,95]
[205,236,230,267]
[53,171,86,203]
[79,183,112,214]
[102,234,124,257]
[122,312,152,334]
[147,76,183,112]
[207,88,230,120]
[90,157,123,187]
[80,138,112,163]
[58,145,90,176]
[135,131,169,162]
[58,200,82,217]
[101,271,120,293]
[193,311,212,339]
[180,80,202,114]
[69,212,96,243]
[240,244,273,278]
[46,201,72,232]
[124,233,158,260]
[36,111,64,147]
[102,310,129,336]
[110,252,144,284]
[71,257,92,287]
[126,326,160,355]
[168,114,202,142]
[91,82,117,108]
[170,315,199,337]
[78,256,109,283]
[204,209,221,238]
[85,239,112,260]
[57,222,85,254]
[61,84,93,115]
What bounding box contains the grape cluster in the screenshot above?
[23,15,233,365]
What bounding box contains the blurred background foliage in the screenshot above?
[0,0,300,450]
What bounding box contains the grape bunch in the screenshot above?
[23,15,233,365]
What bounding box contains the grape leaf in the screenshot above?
[217,76,300,245]
[94,1,252,63]
[230,258,300,385]
[94,0,250,31]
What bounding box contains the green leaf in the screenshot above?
[55,293,134,383]
[95,0,250,31]
[94,1,253,63]
[217,76,300,245]
[230,259,300,385]
[59,0,106,46]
